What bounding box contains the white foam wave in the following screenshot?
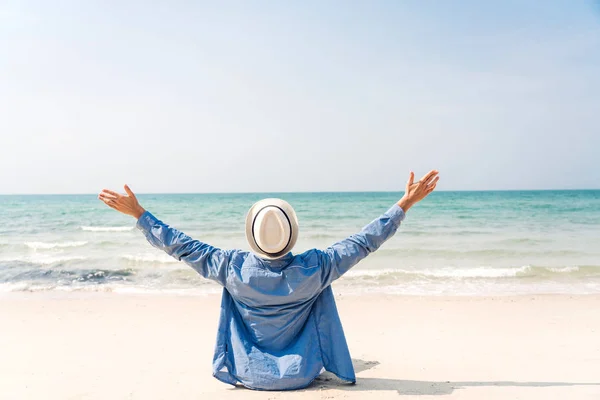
[25,241,88,250]
[0,282,220,295]
[81,226,133,232]
[2,280,598,296]
[345,266,583,279]
[0,283,114,293]
[414,266,532,278]
[0,255,88,265]
[344,268,399,278]
[0,282,32,292]
[122,254,179,264]
[548,266,580,273]
[111,286,221,296]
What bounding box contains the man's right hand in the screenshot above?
[397,170,439,212]
[98,185,146,219]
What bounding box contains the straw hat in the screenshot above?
[245,198,299,260]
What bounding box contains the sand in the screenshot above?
[1,292,599,399]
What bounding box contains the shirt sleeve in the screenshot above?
[318,204,405,287]
[136,211,231,286]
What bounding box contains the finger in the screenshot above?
[427,183,437,193]
[422,170,438,185]
[407,171,415,187]
[101,189,121,198]
[427,176,440,187]
[99,195,119,205]
[422,174,438,187]
[427,173,440,186]
[99,197,116,206]
[99,192,118,200]
[420,170,438,185]
[124,184,137,199]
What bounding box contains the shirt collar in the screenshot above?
[259,252,294,268]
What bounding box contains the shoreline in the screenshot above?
[3,289,600,298]
[3,284,600,298]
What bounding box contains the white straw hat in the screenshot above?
[245,198,299,260]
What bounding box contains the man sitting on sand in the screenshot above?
[98,170,439,390]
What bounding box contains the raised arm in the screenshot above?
[99,185,231,285]
[319,170,439,286]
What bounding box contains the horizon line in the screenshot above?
[1,188,599,196]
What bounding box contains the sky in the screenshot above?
[1,0,599,194]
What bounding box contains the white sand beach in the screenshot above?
[1,293,599,399]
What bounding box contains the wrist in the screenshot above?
[132,206,146,220]
[397,197,414,212]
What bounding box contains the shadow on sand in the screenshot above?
[304,359,600,396]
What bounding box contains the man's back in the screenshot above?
[225,251,324,350]
[136,204,406,389]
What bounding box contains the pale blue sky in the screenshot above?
[1,0,599,194]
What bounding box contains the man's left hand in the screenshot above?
[98,185,146,219]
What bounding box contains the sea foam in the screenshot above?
[122,254,179,264]
[344,265,587,280]
[25,241,88,250]
[0,255,88,265]
[81,226,133,232]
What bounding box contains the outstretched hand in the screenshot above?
[98,185,146,219]
[397,170,439,212]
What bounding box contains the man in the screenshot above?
[98,170,439,390]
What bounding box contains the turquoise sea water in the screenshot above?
[0,191,599,295]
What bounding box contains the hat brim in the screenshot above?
[245,198,299,260]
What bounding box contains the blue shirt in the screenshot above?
[136,204,405,390]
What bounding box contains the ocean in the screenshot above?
[1,191,599,296]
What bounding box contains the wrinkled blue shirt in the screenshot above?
[136,204,405,390]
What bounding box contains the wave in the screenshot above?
[110,285,222,295]
[25,241,88,250]
[0,282,221,295]
[0,267,136,283]
[376,247,586,258]
[495,237,549,245]
[0,255,88,266]
[122,254,179,264]
[0,282,118,293]
[407,266,532,278]
[303,233,342,240]
[80,226,133,232]
[344,265,600,280]
[0,266,219,294]
[2,264,599,295]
